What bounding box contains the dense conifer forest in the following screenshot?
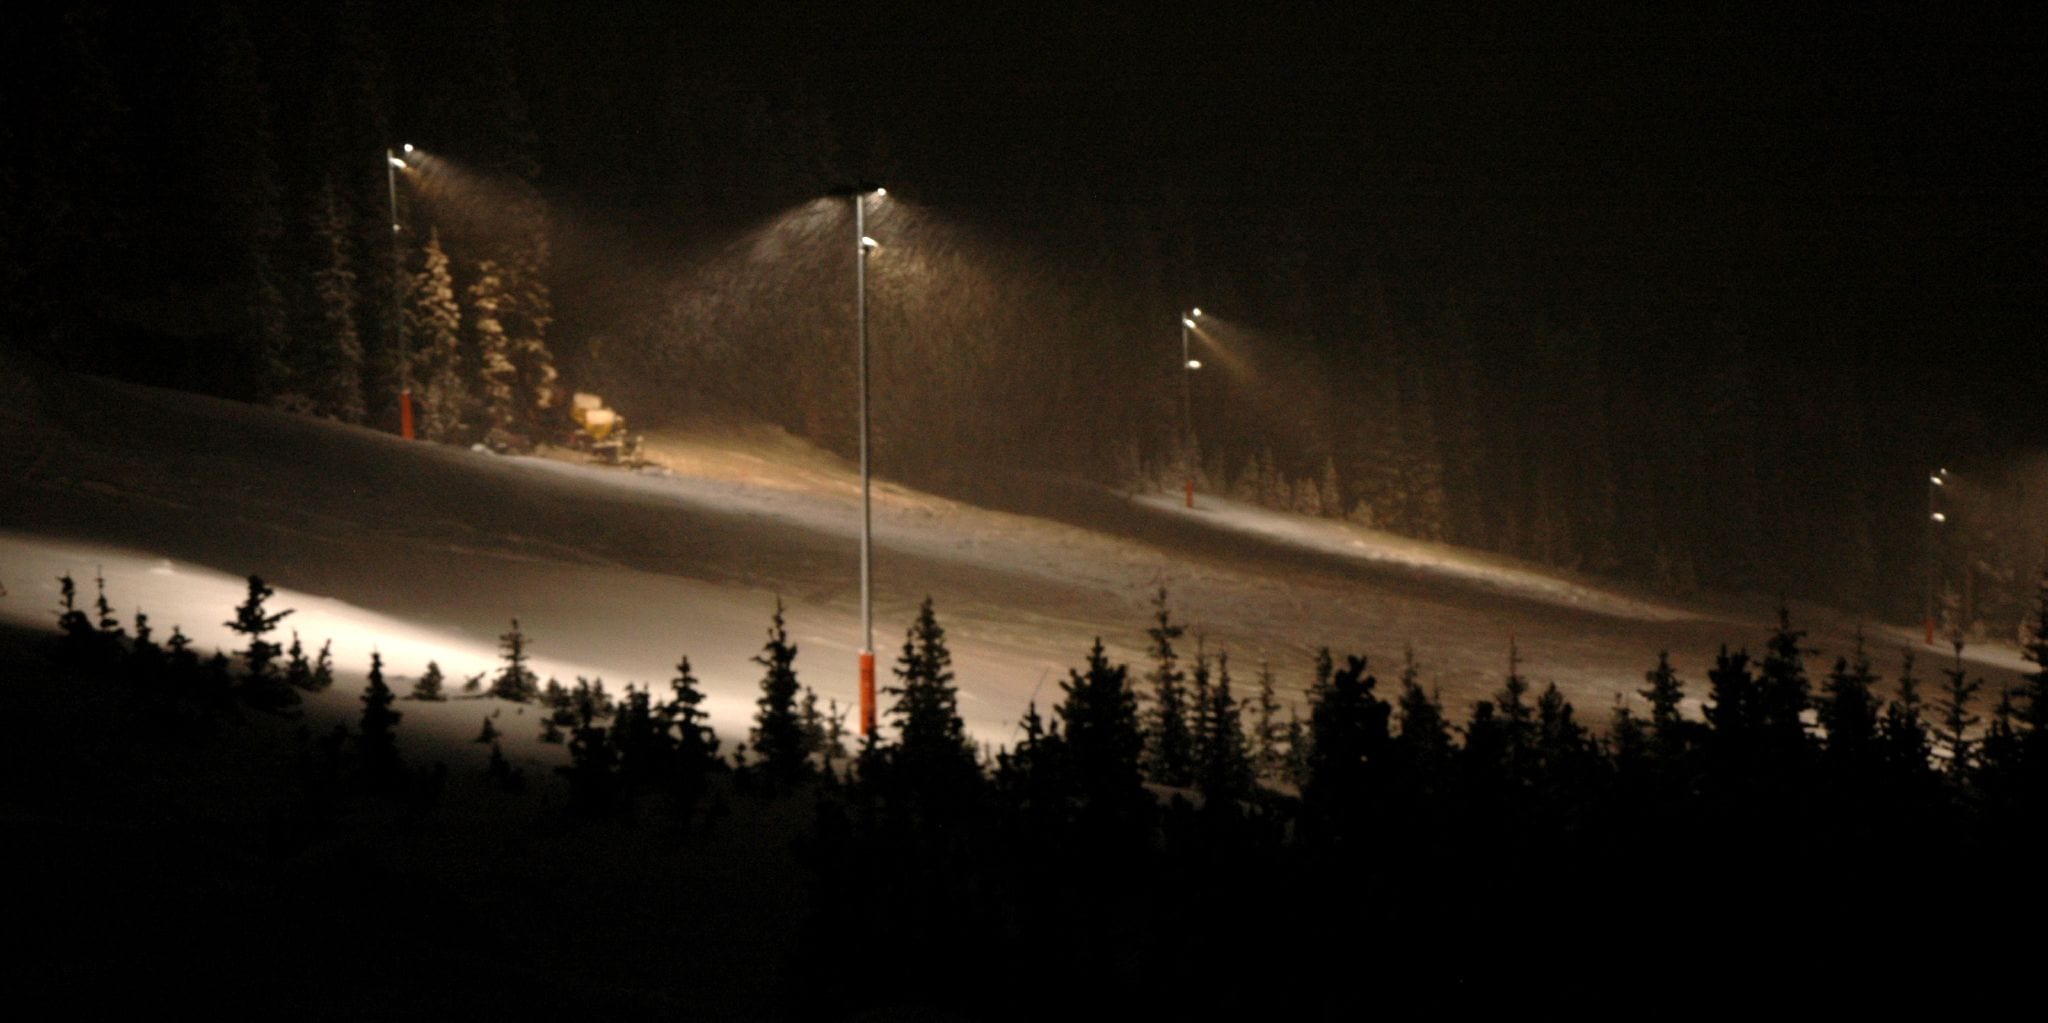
[14,569,2048,1015]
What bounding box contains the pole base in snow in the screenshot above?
[1184,478,1195,509]
[400,389,416,440]
[859,650,876,736]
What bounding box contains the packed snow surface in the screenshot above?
[1,367,2029,752]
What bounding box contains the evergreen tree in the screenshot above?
[128,611,164,686]
[1757,605,1814,760]
[164,626,201,692]
[1303,651,1391,835]
[885,597,979,801]
[1192,649,1254,806]
[1817,634,1882,771]
[799,685,828,759]
[1640,651,1690,761]
[226,575,296,708]
[1879,650,1931,779]
[667,656,721,775]
[1392,647,1451,769]
[1281,707,1311,790]
[610,684,663,787]
[309,640,334,691]
[499,216,560,441]
[358,651,402,786]
[1250,660,1286,782]
[562,675,621,814]
[92,570,120,639]
[1140,587,1194,787]
[1496,643,1536,784]
[485,739,521,790]
[475,714,499,744]
[194,2,290,397]
[55,573,96,657]
[750,599,809,784]
[1607,698,1651,773]
[300,174,366,422]
[994,700,1069,823]
[410,661,447,701]
[407,227,471,442]
[490,618,538,702]
[283,632,312,689]
[468,259,520,448]
[1932,641,1982,779]
[1977,692,2024,798]
[1534,682,1593,796]
[1703,646,1761,748]
[1056,638,1146,820]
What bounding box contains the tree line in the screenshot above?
[39,566,2048,1013]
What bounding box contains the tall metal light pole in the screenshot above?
[1180,308,1202,508]
[1925,467,1949,644]
[853,186,885,735]
[386,144,416,440]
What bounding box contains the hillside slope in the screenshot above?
[1,363,2026,744]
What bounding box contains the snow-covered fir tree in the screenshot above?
[407,227,470,442]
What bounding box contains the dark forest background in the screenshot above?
[4,1,2044,629]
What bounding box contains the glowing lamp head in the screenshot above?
[388,156,407,169]
[1931,475,1946,486]
[1190,308,1201,317]
[402,143,415,154]
[860,236,879,251]
[1185,359,1202,370]
[1931,511,1948,523]
[1182,317,1197,329]
[873,187,887,197]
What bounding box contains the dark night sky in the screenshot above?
[459,2,2043,404]
[12,1,2044,448]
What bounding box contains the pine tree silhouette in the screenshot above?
[750,599,810,785]
[667,656,721,776]
[1932,641,1982,780]
[1056,638,1146,823]
[1640,651,1693,763]
[562,678,620,814]
[410,661,447,701]
[1141,588,1194,787]
[127,610,164,686]
[1757,605,1814,763]
[1879,650,1931,781]
[490,618,539,702]
[885,597,979,805]
[55,573,95,655]
[226,575,296,709]
[358,650,402,788]
[1250,660,1286,782]
[1818,634,1882,773]
[1191,649,1253,807]
[1392,648,1452,791]
[1303,651,1390,838]
[283,632,312,689]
